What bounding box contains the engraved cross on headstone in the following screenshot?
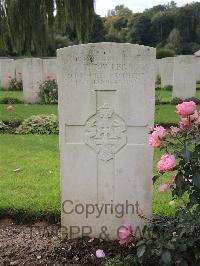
[85,101,127,162]
[65,89,126,201]
[65,89,147,202]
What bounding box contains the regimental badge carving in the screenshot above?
[85,103,127,161]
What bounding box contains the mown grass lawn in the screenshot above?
[0,90,24,101]
[0,104,58,121]
[0,103,182,124]
[0,134,60,220]
[0,89,199,221]
[0,134,175,220]
[0,87,199,104]
[156,89,200,103]
[155,105,180,124]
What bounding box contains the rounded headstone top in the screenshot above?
[57,42,156,54]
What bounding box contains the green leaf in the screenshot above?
[165,242,175,250]
[137,244,146,258]
[161,250,171,265]
[136,240,146,246]
[179,244,187,252]
[178,148,190,162]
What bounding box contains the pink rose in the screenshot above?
[157,154,176,171]
[152,126,167,139]
[96,249,105,258]
[190,110,200,125]
[158,183,170,193]
[195,116,200,125]
[170,126,180,135]
[149,135,162,148]
[190,110,199,121]
[149,126,167,148]
[179,117,191,129]
[117,221,132,245]
[176,101,196,117]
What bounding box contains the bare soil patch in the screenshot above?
[0,219,146,265]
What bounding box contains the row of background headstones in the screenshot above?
[157,55,200,99]
[0,58,56,103]
[0,55,200,103]
[0,44,198,238]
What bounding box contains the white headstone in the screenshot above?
[173,55,196,99]
[158,57,174,87]
[195,57,200,82]
[57,43,156,239]
[43,58,57,80]
[22,58,43,103]
[14,59,24,81]
[0,59,15,89]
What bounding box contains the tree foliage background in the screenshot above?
[0,0,95,56]
[0,0,199,56]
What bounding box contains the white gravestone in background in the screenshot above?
[195,57,200,82]
[43,58,57,80]
[173,55,196,99]
[158,57,174,87]
[57,43,155,239]
[22,58,43,103]
[0,59,15,89]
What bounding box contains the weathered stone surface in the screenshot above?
[14,59,24,81]
[0,59,15,89]
[173,55,196,99]
[57,43,156,239]
[158,57,174,87]
[195,57,200,82]
[22,58,43,103]
[43,58,57,79]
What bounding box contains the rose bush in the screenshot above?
[15,114,59,134]
[150,101,200,211]
[114,101,200,265]
[139,101,200,264]
[39,76,58,104]
[8,77,23,91]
